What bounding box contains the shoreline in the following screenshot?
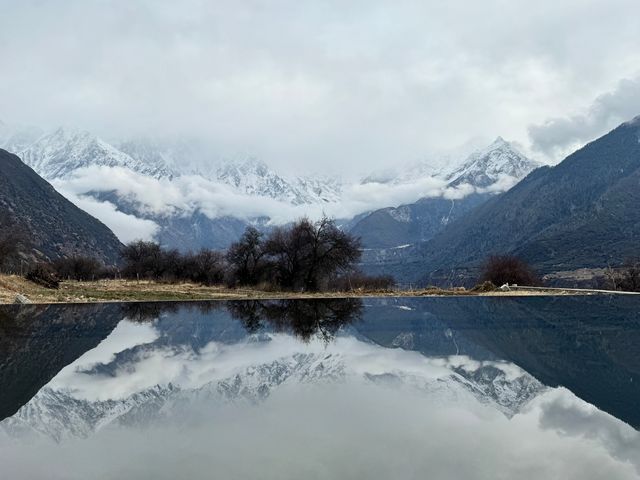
[0,275,610,305]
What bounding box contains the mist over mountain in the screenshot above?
[364,117,640,286]
[352,138,541,249]
[0,123,535,251]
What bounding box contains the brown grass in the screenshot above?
[0,275,585,305]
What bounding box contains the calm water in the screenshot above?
[1,296,639,479]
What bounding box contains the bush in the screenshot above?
[472,281,497,292]
[479,255,540,287]
[53,256,104,281]
[190,249,226,286]
[26,263,60,289]
[617,260,640,292]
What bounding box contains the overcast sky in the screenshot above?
[2,0,640,175]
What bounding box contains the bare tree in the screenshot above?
[228,298,363,343]
[191,249,226,286]
[121,241,163,280]
[264,221,311,289]
[264,216,361,291]
[479,255,540,286]
[226,226,266,286]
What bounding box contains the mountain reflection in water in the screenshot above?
[0,296,639,479]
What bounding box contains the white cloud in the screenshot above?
[538,390,640,471]
[529,77,640,159]
[55,185,160,242]
[2,0,640,174]
[53,165,494,229]
[3,336,639,479]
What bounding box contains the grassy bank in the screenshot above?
[0,275,590,305]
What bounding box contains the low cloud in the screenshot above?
[529,77,640,159]
[58,189,160,242]
[2,379,638,479]
[539,390,640,473]
[54,166,496,239]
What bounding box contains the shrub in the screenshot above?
[479,255,540,287]
[618,260,640,292]
[472,281,497,292]
[26,263,60,289]
[190,249,226,286]
[53,256,104,281]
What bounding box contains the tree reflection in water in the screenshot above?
[227,298,363,342]
[119,298,362,343]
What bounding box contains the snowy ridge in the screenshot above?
[1,333,545,442]
[214,158,341,205]
[361,138,541,190]
[1,124,342,206]
[17,128,174,180]
[2,122,539,207]
[445,137,542,188]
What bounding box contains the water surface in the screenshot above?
[1,296,639,479]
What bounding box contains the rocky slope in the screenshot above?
[376,117,640,285]
[0,149,124,265]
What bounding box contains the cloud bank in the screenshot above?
[53,166,483,241]
[529,77,640,158]
[2,0,640,173]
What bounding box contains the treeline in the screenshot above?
[21,217,395,292]
[121,217,392,291]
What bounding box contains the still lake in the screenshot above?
[1,296,639,479]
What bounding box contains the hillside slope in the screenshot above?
[387,118,640,285]
[0,149,123,265]
[352,138,541,250]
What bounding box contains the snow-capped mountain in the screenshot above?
[116,138,200,179]
[361,138,541,190]
[445,137,542,188]
[0,323,545,442]
[214,158,341,205]
[2,125,342,207]
[17,128,174,179]
[1,121,542,250]
[351,138,542,249]
[362,159,450,186]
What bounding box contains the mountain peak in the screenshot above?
[18,127,173,180]
[490,136,508,147]
[446,138,540,189]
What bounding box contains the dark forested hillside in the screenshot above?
[368,118,640,286]
[350,193,489,249]
[0,149,123,266]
